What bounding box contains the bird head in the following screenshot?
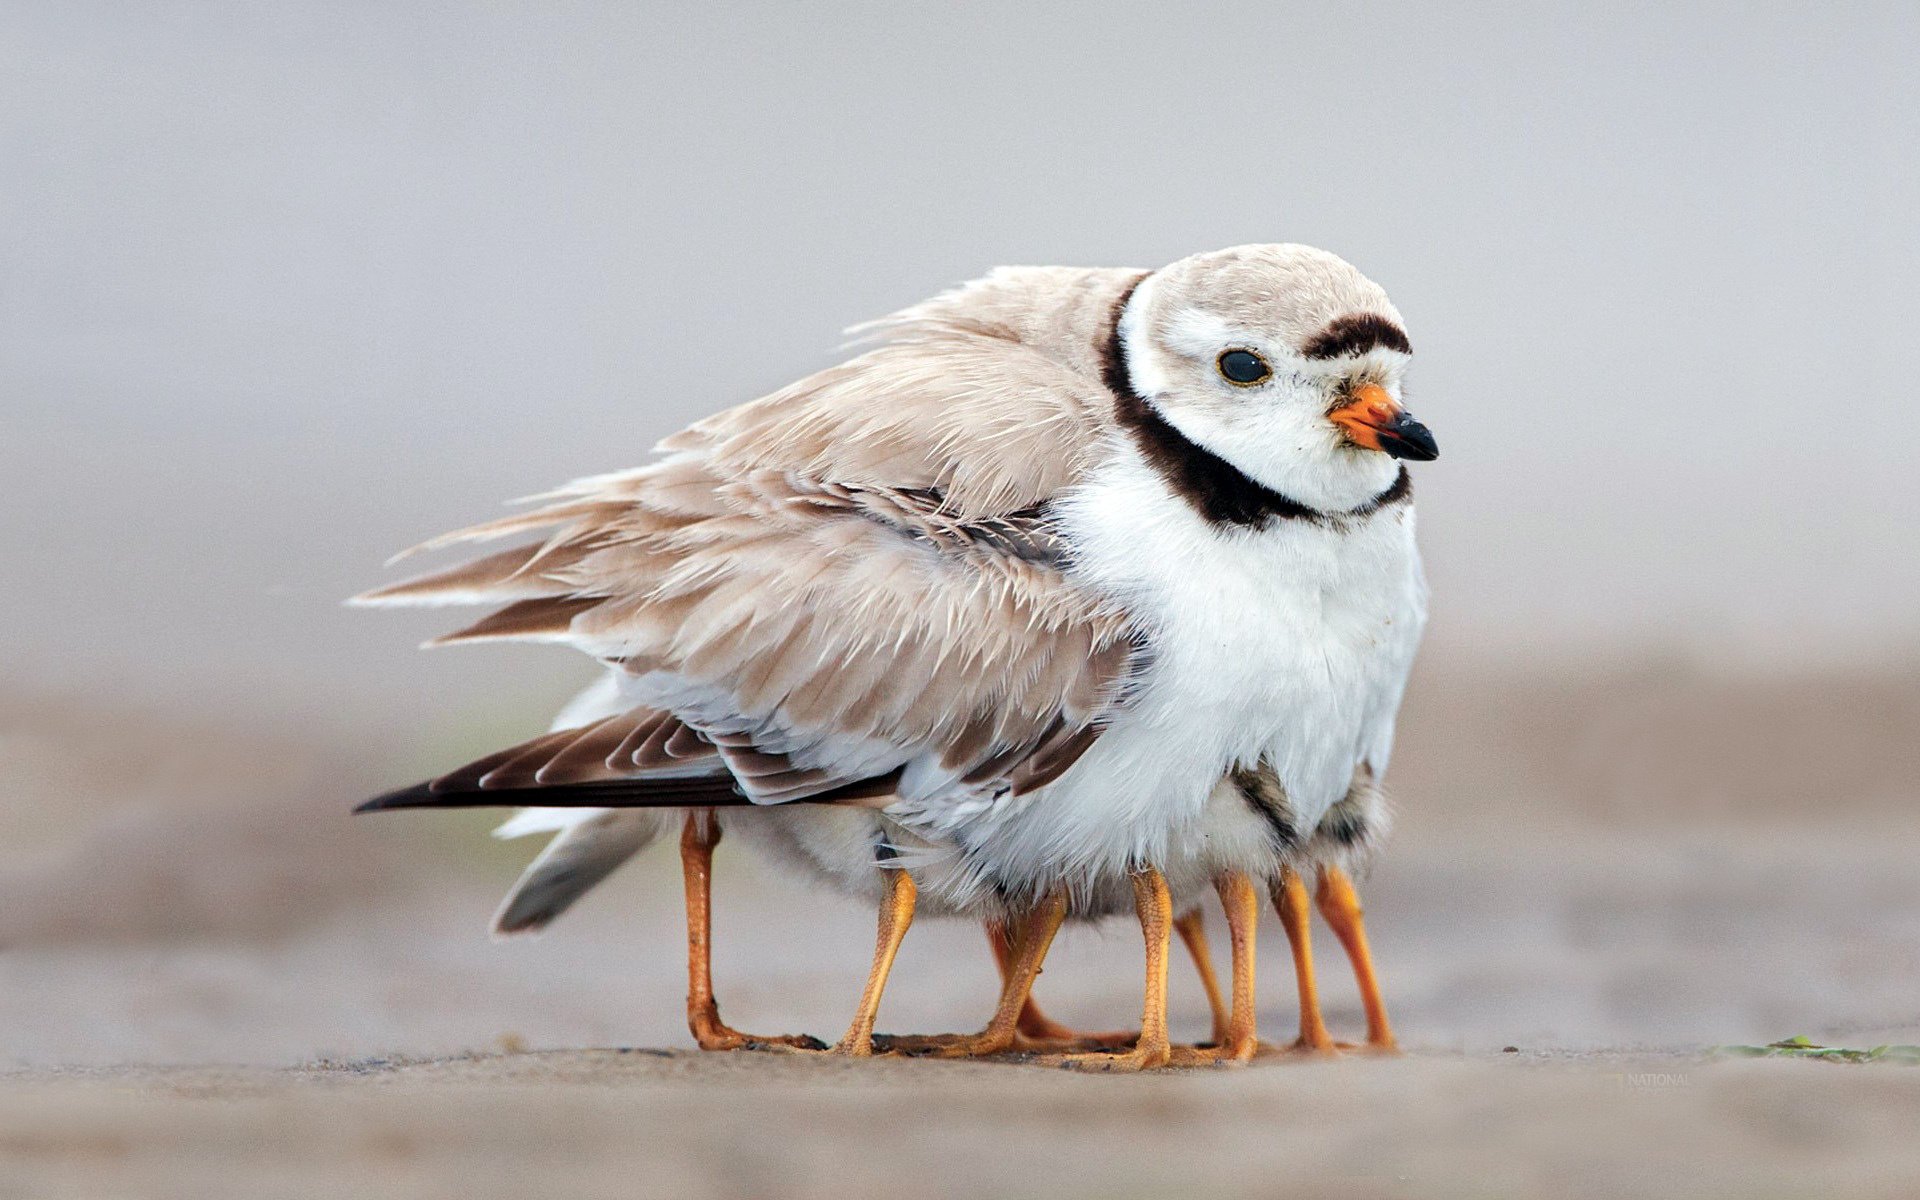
[1119,243,1435,513]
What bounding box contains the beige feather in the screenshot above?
[359,265,1151,801]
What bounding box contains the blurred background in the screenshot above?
[4,1,1918,1071]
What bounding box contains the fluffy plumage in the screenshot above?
[360,242,1430,924]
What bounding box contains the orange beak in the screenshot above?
[1329,384,1438,461]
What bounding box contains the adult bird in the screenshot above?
[356,244,1435,1067]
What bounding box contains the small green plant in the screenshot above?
[1713,1036,1920,1064]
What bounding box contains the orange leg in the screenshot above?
[1316,865,1399,1052]
[1174,907,1231,1047]
[980,920,1137,1050]
[991,919,1072,1041]
[1272,868,1337,1054]
[1186,872,1261,1063]
[680,814,825,1051]
[917,890,1070,1057]
[991,918,1078,1041]
[833,866,917,1056]
[1043,868,1176,1072]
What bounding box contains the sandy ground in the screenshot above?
[10,1046,1920,1200]
[4,659,1919,1196]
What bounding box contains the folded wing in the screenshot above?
[355,267,1146,813]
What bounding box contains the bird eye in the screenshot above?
[1216,349,1272,386]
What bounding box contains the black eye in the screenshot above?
[1216,349,1272,386]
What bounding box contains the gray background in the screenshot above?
[6,1,1917,741]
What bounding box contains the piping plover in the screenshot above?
[357,243,1434,1068]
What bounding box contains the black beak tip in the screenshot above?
[1381,415,1438,462]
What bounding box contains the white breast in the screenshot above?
[930,445,1427,903]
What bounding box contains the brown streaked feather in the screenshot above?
[534,711,656,786]
[958,728,1050,788]
[704,733,834,794]
[662,723,709,760]
[937,710,1002,775]
[430,595,604,646]
[478,726,603,791]
[706,743,789,777]
[630,711,689,768]
[778,629,901,731]
[391,499,631,561]
[357,533,629,609]
[352,543,551,607]
[1069,635,1137,718]
[657,270,1135,517]
[428,730,576,793]
[608,708,677,768]
[717,755,834,801]
[359,265,1153,802]
[358,707,730,814]
[844,485,1067,569]
[1007,722,1103,795]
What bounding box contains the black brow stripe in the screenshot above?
[1302,313,1411,360]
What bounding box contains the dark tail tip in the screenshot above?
[353,782,439,814]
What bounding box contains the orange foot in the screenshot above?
[1038,1041,1177,1072]
[1255,1035,1403,1059]
[1010,1011,1140,1052]
[876,1029,1130,1058]
[742,1035,833,1053]
[1250,1036,1345,1060]
[691,1009,827,1053]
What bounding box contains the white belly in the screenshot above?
[920,451,1427,904]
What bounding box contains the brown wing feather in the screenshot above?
[431,595,605,646]
[357,266,1148,803]
[608,708,677,769]
[534,710,656,785]
[353,544,550,606]
[355,714,904,815]
[427,731,576,793]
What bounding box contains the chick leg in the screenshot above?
[680,813,825,1051]
[992,918,1074,1041]
[1315,865,1399,1052]
[982,919,1137,1051]
[916,890,1070,1058]
[832,866,918,1056]
[1174,907,1232,1047]
[1271,867,1338,1054]
[1180,872,1262,1063]
[1043,867,1176,1072]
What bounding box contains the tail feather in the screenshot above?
[491,809,672,936]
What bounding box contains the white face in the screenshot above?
[1118,254,1434,515]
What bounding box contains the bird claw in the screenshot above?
[702,1032,827,1053]
[1037,1043,1174,1072]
